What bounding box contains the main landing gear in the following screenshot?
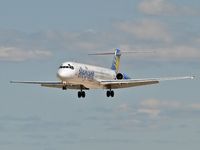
[62,86,67,90]
[62,83,86,98]
[78,91,85,98]
[106,90,114,97]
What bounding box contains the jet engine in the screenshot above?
[116,73,123,80]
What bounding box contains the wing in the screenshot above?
[100,76,194,89]
[10,81,89,90]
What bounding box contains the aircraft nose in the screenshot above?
[57,69,75,80]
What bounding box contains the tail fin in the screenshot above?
[88,48,121,73]
[111,48,121,73]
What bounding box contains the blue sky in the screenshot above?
[0,0,200,150]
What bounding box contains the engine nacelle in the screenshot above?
[116,73,123,80]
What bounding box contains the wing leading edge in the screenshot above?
[10,81,89,90]
[100,76,195,89]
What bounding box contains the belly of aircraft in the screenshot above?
[65,77,103,89]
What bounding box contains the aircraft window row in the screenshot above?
[59,65,74,69]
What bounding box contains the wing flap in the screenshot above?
[100,79,159,89]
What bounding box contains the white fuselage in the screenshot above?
[57,62,116,89]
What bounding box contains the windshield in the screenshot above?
[59,64,74,70]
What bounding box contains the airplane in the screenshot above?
[10,48,194,98]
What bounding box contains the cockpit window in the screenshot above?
[59,64,74,70]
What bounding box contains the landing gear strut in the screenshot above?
[106,90,114,97]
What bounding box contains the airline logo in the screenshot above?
[78,67,94,80]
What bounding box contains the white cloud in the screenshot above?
[138,99,181,118]
[138,108,160,118]
[153,46,200,61]
[116,104,130,112]
[140,99,161,108]
[138,0,198,16]
[87,99,200,131]
[195,38,200,45]
[139,99,200,114]
[189,103,200,110]
[141,99,181,109]
[116,44,200,61]
[116,20,171,42]
[1,29,200,62]
[0,47,52,61]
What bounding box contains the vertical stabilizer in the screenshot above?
[111,48,121,73]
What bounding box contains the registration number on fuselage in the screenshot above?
[78,67,95,80]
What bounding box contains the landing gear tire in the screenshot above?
[82,91,85,98]
[110,90,114,97]
[78,91,86,98]
[78,91,82,98]
[106,90,114,97]
[62,86,67,90]
[106,91,111,97]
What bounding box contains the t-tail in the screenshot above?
[88,48,122,73]
[88,48,154,73]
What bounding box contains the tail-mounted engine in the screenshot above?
[116,73,123,80]
[116,73,130,80]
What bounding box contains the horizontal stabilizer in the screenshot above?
[88,51,155,55]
